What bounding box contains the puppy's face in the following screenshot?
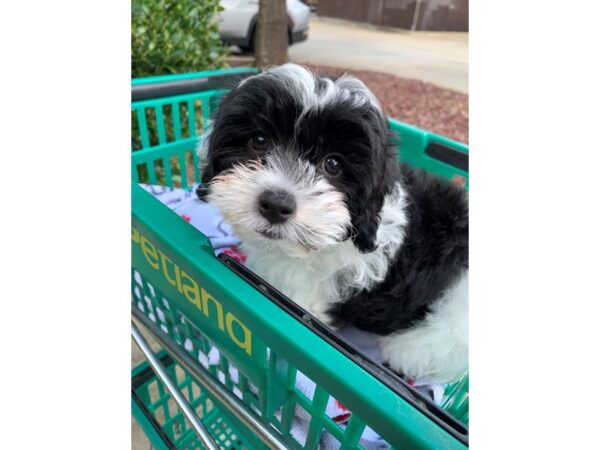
[200,64,398,257]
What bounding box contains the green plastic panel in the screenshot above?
[132,351,262,449]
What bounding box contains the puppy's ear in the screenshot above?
[350,139,400,253]
[195,86,239,201]
[332,77,399,253]
[196,133,215,201]
[350,194,384,253]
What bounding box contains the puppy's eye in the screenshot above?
[323,155,342,175]
[250,135,269,150]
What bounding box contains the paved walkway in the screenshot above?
[132,327,160,450]
[288,17,468,93]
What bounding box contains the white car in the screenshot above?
[217,0,311,51]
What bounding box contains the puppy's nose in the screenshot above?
[258,189,296,224]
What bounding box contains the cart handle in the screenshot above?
[132,307,290,450]
[131,71,257,102]
[424,141,469,172]
[131,321,220,450]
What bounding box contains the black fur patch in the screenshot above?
[330,164,469,335]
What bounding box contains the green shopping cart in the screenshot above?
[131,67,469,450]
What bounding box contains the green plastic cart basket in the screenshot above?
[131,68,469,450]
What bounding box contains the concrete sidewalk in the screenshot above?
[288,17,468,93]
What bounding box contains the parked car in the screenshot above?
[217,0,311,52]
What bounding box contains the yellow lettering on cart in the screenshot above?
[181,270,201,308]
[158,250,181,289]
[201,288,225,331]
[226,313,252,356]
[131,228,140,243]
[140,235,159,270]
[132,228,253,357]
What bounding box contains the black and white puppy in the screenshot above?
[198,64,468,384]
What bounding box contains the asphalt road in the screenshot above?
[288,17,468,93]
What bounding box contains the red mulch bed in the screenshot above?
[305,64,468,144]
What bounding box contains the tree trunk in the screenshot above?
[255,0,288,67]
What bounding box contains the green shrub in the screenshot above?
[132,0,229,78]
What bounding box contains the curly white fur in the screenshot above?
[379,272,469,383]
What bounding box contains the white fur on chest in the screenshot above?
[242,185,408,321]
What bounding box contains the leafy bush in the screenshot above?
[132,0,229,78]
